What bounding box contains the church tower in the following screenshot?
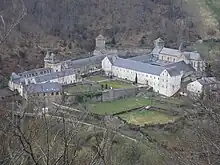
[44,51,56,68]
[154,38,164,50]
[95,34,106,50]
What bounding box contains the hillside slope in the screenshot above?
[0,0,216,76]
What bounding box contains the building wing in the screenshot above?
[113,57,165,75]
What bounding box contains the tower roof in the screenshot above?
[155,38,164,43]
[96,34,105,40]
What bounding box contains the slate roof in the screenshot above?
[147,60,171,66]
[96,34,105,40]
[26,82,62,93]
[18,68,53,76]
[111,56,195,77]
[165,61,195,76]
[160,48,182,57]
[11,72,21,80]
[62,54,106,69]
[197,77,220,85]
[129,54,154,63]
[183,51,202,61]
[113,57,165,75]
[35,69,75,83]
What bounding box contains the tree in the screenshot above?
[0,0,26,46]
[170,92,220,165]
[135,74,138,84]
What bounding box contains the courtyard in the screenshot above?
[64,77,134,94]
[87,97,152,115]
[87,75,108,82]
[98,80,134,89]
[64,83,101,94]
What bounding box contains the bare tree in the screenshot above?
[169,93,220,165]
[0,0,26,46]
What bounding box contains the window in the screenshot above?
[56,92,59,95]
[158,78,159,80]
[173,58,175,62]
[167,57,170,61]
[146,75,148,77]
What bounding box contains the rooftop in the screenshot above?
[160,47,182,57]
[35,69,75,83]
[113,57,165,75]
[62,54,106,69]
[17,68,53,77]
[197,77,220,85]
[26,82,62,94]
[165,61,195,76]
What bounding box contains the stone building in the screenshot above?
[152,38,205,72]
[102,56,194,97]
[187,77,220,96]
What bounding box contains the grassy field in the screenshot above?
[87,75,108,82]
[205,0,220,25]
[64,84,100,94]
[119,110,177,126]
[88,97,152,115]
[99,80,133,89]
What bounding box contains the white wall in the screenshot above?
[159,54,178,63]
[187,81,202,94]
[111,66,160,91]
[159,70,182,97]
[8,81,24,97]
[102,57,112,75]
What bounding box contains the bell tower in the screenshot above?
[154,38,164,50]
[95,34,106,50]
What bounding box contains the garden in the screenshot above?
[88,97,152,115]
[119,109,177,126]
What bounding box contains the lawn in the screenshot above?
[88,97,152,115]
[87,75,108,82]
[99,80,133,89]
[64,84,100,94]
[119,110,177,126]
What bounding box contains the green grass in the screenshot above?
[64,84,100,94]
[205,0,220,25]
[87,75,108,82]
[119,110,177,126]
[88,97,152,115]
[99,80,133,89]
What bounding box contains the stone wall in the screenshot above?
[64,86,150,105]
[102,87,138,102]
